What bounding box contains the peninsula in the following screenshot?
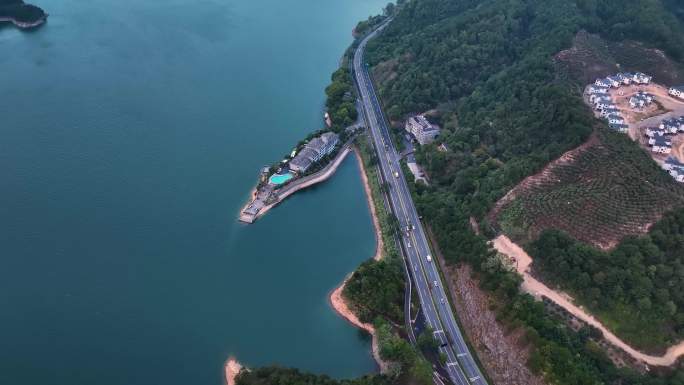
[0,0,46,29]
[239,127,362,223]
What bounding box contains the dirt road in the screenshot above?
[493,234,684,367]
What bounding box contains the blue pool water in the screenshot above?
[269,172,294,185]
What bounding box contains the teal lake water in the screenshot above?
[0,0,385,384]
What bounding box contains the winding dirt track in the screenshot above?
[493,234,684,367]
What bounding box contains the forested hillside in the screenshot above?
[530,208,684,352]
[0,0,45,24]
[364,0,684,383]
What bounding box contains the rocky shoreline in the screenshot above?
[224,357,243,385]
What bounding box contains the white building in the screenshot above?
[288,132,340,173]
[588,85,609,94]
[599,107,619,117]
[650,134,672,154]
[595,78,611,88]
[629,92,653,109]
[405,115,440,145]
[592,95,612,105]
[669,86,684,100]
[606,76,621,87]
[616,73,633,85]
[633,72,652,84]
[645,127,665,137]
[607,114,624,124]
[659,118,684,134]
[663,157,684,183]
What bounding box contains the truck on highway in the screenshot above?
[426,254,432,263]
[393,171,399,178]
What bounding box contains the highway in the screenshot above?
[352,21,489,385]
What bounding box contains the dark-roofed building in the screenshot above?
[669,86,684,100]
[663,157,684,182]
[650,134,672,154]
[288,132,339,173]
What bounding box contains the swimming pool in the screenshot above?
[269,172,294,185]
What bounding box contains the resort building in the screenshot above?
[629,92,654,109]
[632,72,652,84]
[658,116,684,134]
[288,132,340,173]
[607,114,625,125]
[588,85,609,94]
[645,127,666,138]
[592,94,612,105]
[649,134,672,154]
[669,86,684,100]
[599,107,620,118]
[405,115,440,145]
[663,157,684,183]
[594,78,611,88]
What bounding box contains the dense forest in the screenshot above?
[530,208,684,351]
[343,258,405,323]
[363,0,684,384]
[0,0,45,24]
[325,68,359,133]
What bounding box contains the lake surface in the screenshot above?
[0,0,385,384]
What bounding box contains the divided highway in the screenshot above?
[352,22,488,385]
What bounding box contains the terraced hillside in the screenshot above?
[491,130,684,249]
